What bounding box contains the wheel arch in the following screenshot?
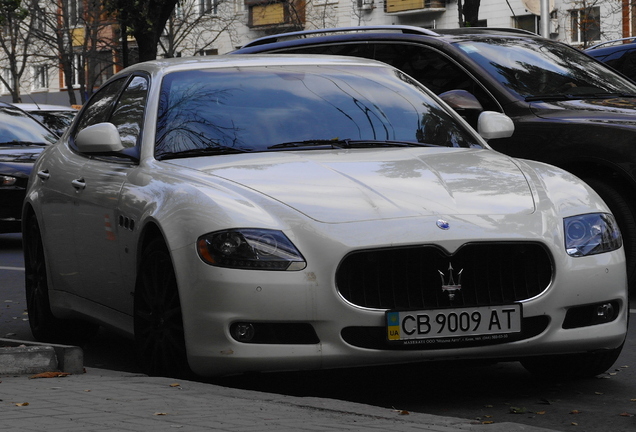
[558,158,636,195]
[559,159,636,294]
[21,203,37,236]
[135,221,166,273]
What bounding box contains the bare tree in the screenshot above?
[461,0,481,27]
[159,0,242,58]
[0,0,39,102]
[107,0,179,62]
[350,0,375,27]
[303,0,338,29]
[28,0,121,105]
[560,0,622,48]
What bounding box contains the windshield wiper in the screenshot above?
[525,94,580,102]
[0,141,48,146]
[157,146,249,160]
[267,139,350,150]
[525,92,636,102]
[267,139,432,150]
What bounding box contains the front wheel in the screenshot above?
[24,215,98,345]
[134,238,194,379]
[520,344,624,379]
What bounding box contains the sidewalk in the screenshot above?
[0,367,557,432]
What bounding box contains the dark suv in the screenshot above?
[586,38,636,82]
[235,25,636,294]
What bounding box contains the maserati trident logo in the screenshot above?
[436,219,450,230]
[438,263,463,301]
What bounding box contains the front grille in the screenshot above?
[336,242,553,309]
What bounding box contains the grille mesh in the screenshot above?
[336,243,552,310]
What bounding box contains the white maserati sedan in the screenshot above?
[22,55,628,379]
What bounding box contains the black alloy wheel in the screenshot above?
[24,215,98,345]
[134,238,194,378]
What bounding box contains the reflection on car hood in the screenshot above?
[0,146,43,178]
[167,148,535,223]
[529,98,636,124]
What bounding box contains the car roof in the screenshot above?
[111,53,398,79]
[12,103,77,112]
[237,25,541,50]
[586,37,636,51]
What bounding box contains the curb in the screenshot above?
[0,337,83,375]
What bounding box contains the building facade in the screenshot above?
[0,0,628,106]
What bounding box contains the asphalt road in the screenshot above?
[2,232,634,432]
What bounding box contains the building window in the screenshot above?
[33,65,48,90]
[246,0,304,28]
[515,14,538,34]
[198,48,219,56]
[1,68,10,94]
[199,0,219,15]
[570,6,600,44]
[90,51,114,87]
[68,0,84,27]
[34,3,46,31]
[63,53,82,88]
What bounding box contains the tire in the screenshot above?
[24,215,98,346]
[583,178,636,295]
[520,343,624,380]
[134,238,194,379]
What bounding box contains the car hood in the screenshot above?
[167,148,535,223]
[528,97,636,124]
[0,145,43,178]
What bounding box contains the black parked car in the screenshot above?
[586,38,636,82]
[12,103,78,137]
[0,102,57,233]
[235,25,636,294]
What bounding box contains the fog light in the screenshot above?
[563,301,620,329]
[231,323,255,342]
[596,303,614,321]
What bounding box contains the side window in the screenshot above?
[606,49,636,82]
[279,42,500,112]
[109,76,149,149]
[74,77,127,134]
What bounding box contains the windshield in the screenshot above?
[455,38,636,100]
[155,64,482,159]
[0,106,58,145]
[29,111,76,136]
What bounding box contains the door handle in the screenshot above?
[36,170,50,181]
[71,178,86,190]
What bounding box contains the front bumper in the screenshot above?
[173,240,628,377]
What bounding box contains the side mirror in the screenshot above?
[438,89,484,111]
[477,111,515,140]
[75,122,125,153]
[439,90,484,129]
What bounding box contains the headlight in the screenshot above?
[197,229,306,271]
[564,213,622,257]
[1,175,17,186]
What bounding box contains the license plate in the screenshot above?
[386,304,521,345]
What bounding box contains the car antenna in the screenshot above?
[25,94,42,110]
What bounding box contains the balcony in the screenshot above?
[246,0,305,30]
[385,0,445,14]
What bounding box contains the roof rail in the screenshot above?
[434,27,537,36]
[587,37,636,50]
[240,25,440,48]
